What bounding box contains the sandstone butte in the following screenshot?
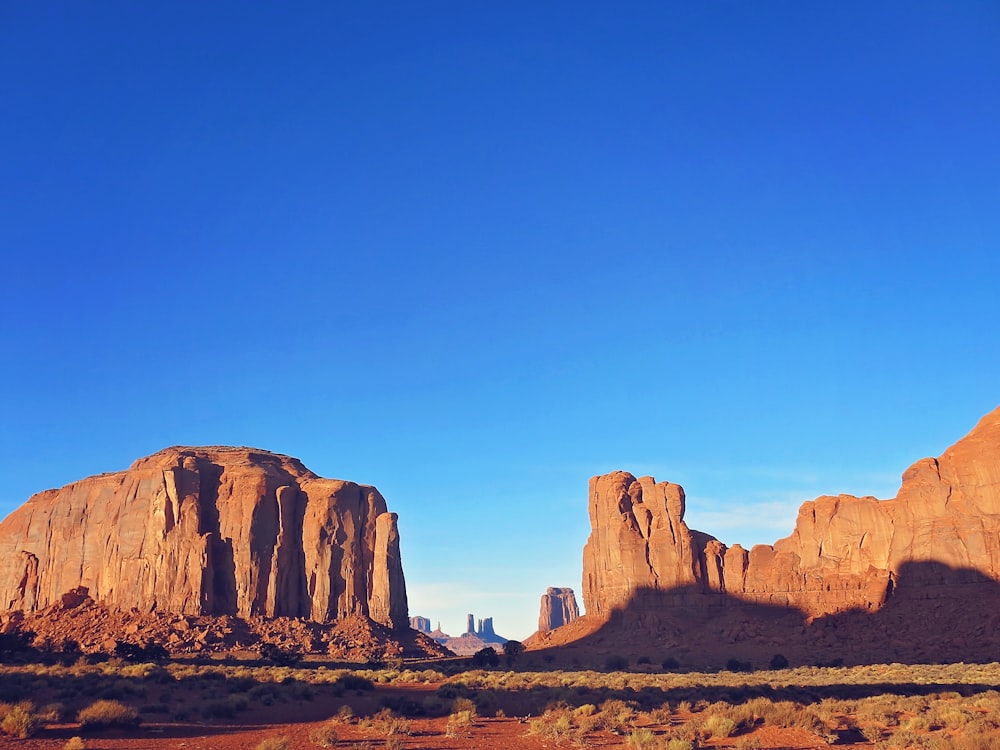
[529,404,1000,664]
[0,446,409,631]
[537,587,580,632]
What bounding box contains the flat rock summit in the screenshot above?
[0,447,413,650]
[532,405,1000,666]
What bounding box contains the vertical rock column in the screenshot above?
[369,512,409,629]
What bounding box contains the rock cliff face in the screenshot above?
[538,587,580,631]
[583,406,1000,620]
[0,446,409,629]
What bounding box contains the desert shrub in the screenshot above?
[451,696,477,716]
[665,740,694,750]
[336,704,355,721]
[384,737,406,750]
[930,705,973,729]
[259,644,302,667]
[605,654,629,671]
[64,738,86,750]
[625,727,656,748]
[1,704,39,738]
[527,712,574,742]
[254,737,289,750]
[662,657,680,670]
[446,709,474,737]
[77,699,140,728]
[769,653,789,670]
[952,729,1000,750]
[599,698,635,733]
[201,699,236,719]
[37,702,66,722]
[861,725,884,743]
[379,695,425,717]
[575,703,597,717]
[855,697,900,727]
[502,640,525,664]
[0,701,26,720]
[735,737,763,750]
[420,696,448,717]
[903,714,931,731]
[362,707,411,736]
[309,723,339,747]
[334,673,375,692]
[288,681,315,701]
[113,641,145,661]
[886,728,924,748]
[249,684,277,705]
[649,705,673,723]
[471,647,499,668]
[703,714,737,738]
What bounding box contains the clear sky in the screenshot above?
[1,2,998,640]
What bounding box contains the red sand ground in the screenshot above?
[0,680,882,749]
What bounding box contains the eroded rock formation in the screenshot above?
[433,613,509,655]
[538,587,580,631]
[0,446,409,629]
[409,615,431,633]
[582,405,1000,621]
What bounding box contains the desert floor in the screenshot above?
[2,658,999,749]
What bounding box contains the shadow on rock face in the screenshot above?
[530,559,1000,670]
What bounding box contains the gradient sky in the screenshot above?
[2,2,998,640]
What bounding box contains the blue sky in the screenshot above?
[1,2,998,640]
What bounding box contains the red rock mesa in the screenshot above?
[0,446,408,629]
